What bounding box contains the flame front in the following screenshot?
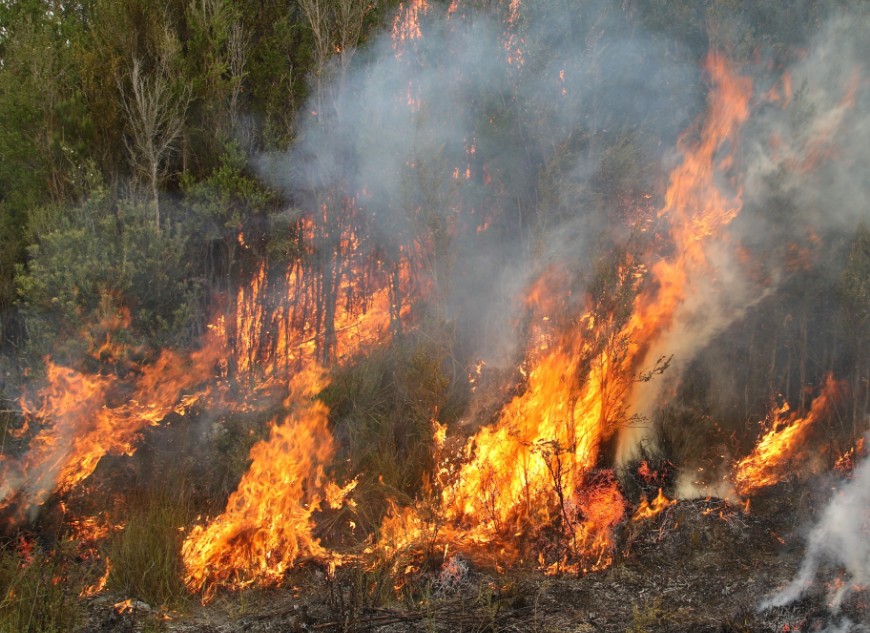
[181,366,334,599]
[734,374,841,496]
[403,53,754,572]
[182,226,399,598]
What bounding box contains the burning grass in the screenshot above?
[0,5,867,630]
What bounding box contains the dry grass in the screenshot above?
[106,487,194,608]
[0,538,82,633]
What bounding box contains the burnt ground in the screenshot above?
[78,487,869,633]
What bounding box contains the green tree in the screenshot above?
[0,1,93,317]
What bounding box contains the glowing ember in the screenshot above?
[734,374,842,496]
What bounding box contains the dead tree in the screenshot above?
[117,28,191,229]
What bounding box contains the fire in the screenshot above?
[5,320,227,519]
[325,478,359,511]
[734,374,842,496]
[113,599,135,615]
[80,557,112,598]
[181,366,336,600]
[835,437,865,475]
[384,54,754,573]
[182,242,399,599]
[391,0,428,57]
[632,489,676,521]
[610,53,752,465]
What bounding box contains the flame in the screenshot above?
[181,367,336,600]
[834,437,865,475]
[5,321,227,518]
[80,557,112,598]
[182,240,399,599]
[113,599,135,615]
[388,54,754,572]
[325,478,359,511]
[391,0,428,57]
[632,489,676,521]
[617,53,752,459]
[734,374,841,496]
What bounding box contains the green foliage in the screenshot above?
[0,540,82,633]
[0,2,93,310]
[15,190,200,362]
[182,142,276,234]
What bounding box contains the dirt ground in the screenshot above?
[79,487,869,633]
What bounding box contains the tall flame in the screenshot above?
[182,246,398,598]
[382,53,754,572]
[181,366,335,600]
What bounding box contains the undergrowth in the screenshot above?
[106,487,194,608]
[323,335,467,533]
[0,538,82,633]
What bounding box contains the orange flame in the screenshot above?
[80,557,112,598]
[391,0,428,58]
[182,241,399,598]
[388,53,754,573]
[181,367,336,600]
[632,489,676,521]
[5,321,227,518]
[734,374,841,496]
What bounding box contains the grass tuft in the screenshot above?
[106,487,193,608]
[0,538,82,633]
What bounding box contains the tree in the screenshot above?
[840,225,870,429]
[0,1,93,320]
[117,26,191,229]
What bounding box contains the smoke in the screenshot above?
[742,13,870,241]
[255,3,870,474]
[760,437,870,613]
[624,10,870,471]
[258,0,700,370]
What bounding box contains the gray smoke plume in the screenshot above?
[621,9,870,463]
[760,437,870,613]
[258,0,700,371]
[254,2,870,471]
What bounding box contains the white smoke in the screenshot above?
[621,9,870,464]
[761,435,870,613]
